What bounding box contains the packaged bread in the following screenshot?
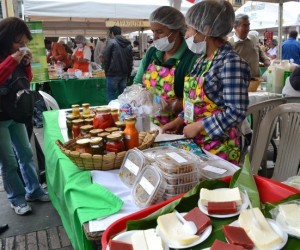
[238,208,283,250]
[199,187,242,206]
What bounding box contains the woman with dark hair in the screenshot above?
[0,17,49,216]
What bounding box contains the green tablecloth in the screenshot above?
[43,110,123,250]
[48,77,107,109]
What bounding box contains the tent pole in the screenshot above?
[277,2,283,60]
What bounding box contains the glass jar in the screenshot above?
[89,128,104,137]
[106,134,125,154]
[72,119,84,139]
[123,116,139,150]
[84,118,94,125]
[82,103,91,115]
[80,124,93,137]
[71,104,80,117]
[89,137,103,155]
[93,107,115,129]
[98,132,110,146]
[111,108,119,122]
[115,121,126,131]
[75,138,92,154]
[66,115,77,139]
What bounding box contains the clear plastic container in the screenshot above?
[165,181,199,195]
[131,165,166,208]
[142,146,174,162]
[161,170,200,185]
[119,149,145,187]
[199,158,238,180]
[155,148,198,174]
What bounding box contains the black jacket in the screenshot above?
[104,35,133,77]
[290,66,300,90]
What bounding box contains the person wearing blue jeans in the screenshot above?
[106,76,128,102]
[0,17,49,216]
[103,26,133,103]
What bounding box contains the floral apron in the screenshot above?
[73,47,89,72]
[183,52,240,164]
[142,61,178,127]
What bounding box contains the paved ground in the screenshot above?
[0,127,74,250]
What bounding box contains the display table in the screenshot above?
[47,77,107,109]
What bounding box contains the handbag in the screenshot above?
[0,76,35,123]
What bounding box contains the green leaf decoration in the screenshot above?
[230,153,260,208]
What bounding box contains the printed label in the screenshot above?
[139,176,155,195]
[166,152,187,163]
[203,165,227,175]
[124,159,139,175]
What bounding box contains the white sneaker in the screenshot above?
[11,203,32,215]
[25,193,50,202]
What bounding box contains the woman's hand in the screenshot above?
[11,51,25,64]
[183,120,203,138]
[162,117,184,134]
[21,51,32,66]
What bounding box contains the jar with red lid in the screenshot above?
[76,138,92,154]
[105,134,125,154]
[93,107,115,129]
[72,119,84,139]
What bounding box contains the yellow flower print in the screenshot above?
[206,103,217,111]
[150,71,158,79]
[203,95,214,104]
[184,76,190,81]
[196,85,201,96]
[144,79,150,89]
[164,74,172,82]
[210,149,217,154]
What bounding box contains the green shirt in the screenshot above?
[133,41,198,98]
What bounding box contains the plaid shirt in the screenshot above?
[181,43,251,139]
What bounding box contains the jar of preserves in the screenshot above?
[106,134,125,154]
[76,138,92,154]
[89,128,104,137]
[89,137,103,155]
[98,132,110,146]
[123,116,139,150]
[105,127,119,133]
[72,119,84,139]
[66,115,77,139]
[80,124,93,137]
[84,118,94,125]
[115,121,126,131]
[71,104,80,117]
[111,108,119,122]
[82,103,91,115]
[93,107,115,129]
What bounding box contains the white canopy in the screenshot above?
[23,0,193,37]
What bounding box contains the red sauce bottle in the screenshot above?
[123,116,139,150]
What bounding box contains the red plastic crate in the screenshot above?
[101,175,300,249]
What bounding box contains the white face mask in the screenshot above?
[76,43,83,48]
[185,34,206,54]
[153,33,175,52]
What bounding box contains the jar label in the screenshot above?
[139,176,154,195]
[124,159,139,175]
[166,152,187,163]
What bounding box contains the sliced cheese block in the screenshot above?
[131,229,164,250]
[157,212,199,246]
[238,208,282,250]
[199,187,242,206]
[278,203,300,228]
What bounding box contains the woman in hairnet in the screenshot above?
[133,6,198,127]
[71,34,92,73]
[163,0,251,164]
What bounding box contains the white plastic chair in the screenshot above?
[250,103,300,181]
[38,90,60,110]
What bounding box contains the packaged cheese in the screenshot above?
[238,208,283,250]
[157,212,199,246]
[278,203,300,229]
[199,187,242,206]
[131,229,165,250]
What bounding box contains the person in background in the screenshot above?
[44,39,71,70]
[282,30,300,65]
[282,66,300,96]
[71,34,92,73]
[93,37,106,65]
[0,17,49,216]
[228,14,269,79]
[59,40,73,55]
[266,39,278,60]
[132,40,139,52]
[103,26,133,102]
[133,6,198,127]
[162,0,251,164]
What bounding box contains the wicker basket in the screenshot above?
[56,130,159,171]
[248,80,261,92]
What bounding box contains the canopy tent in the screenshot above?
[236,0,300,59]
[23,0,193,37]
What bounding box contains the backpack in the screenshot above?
[0,75,35,123]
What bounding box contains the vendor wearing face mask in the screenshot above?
[162,0,251,164]
[71,34,92,73]
[133,6,198,127]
